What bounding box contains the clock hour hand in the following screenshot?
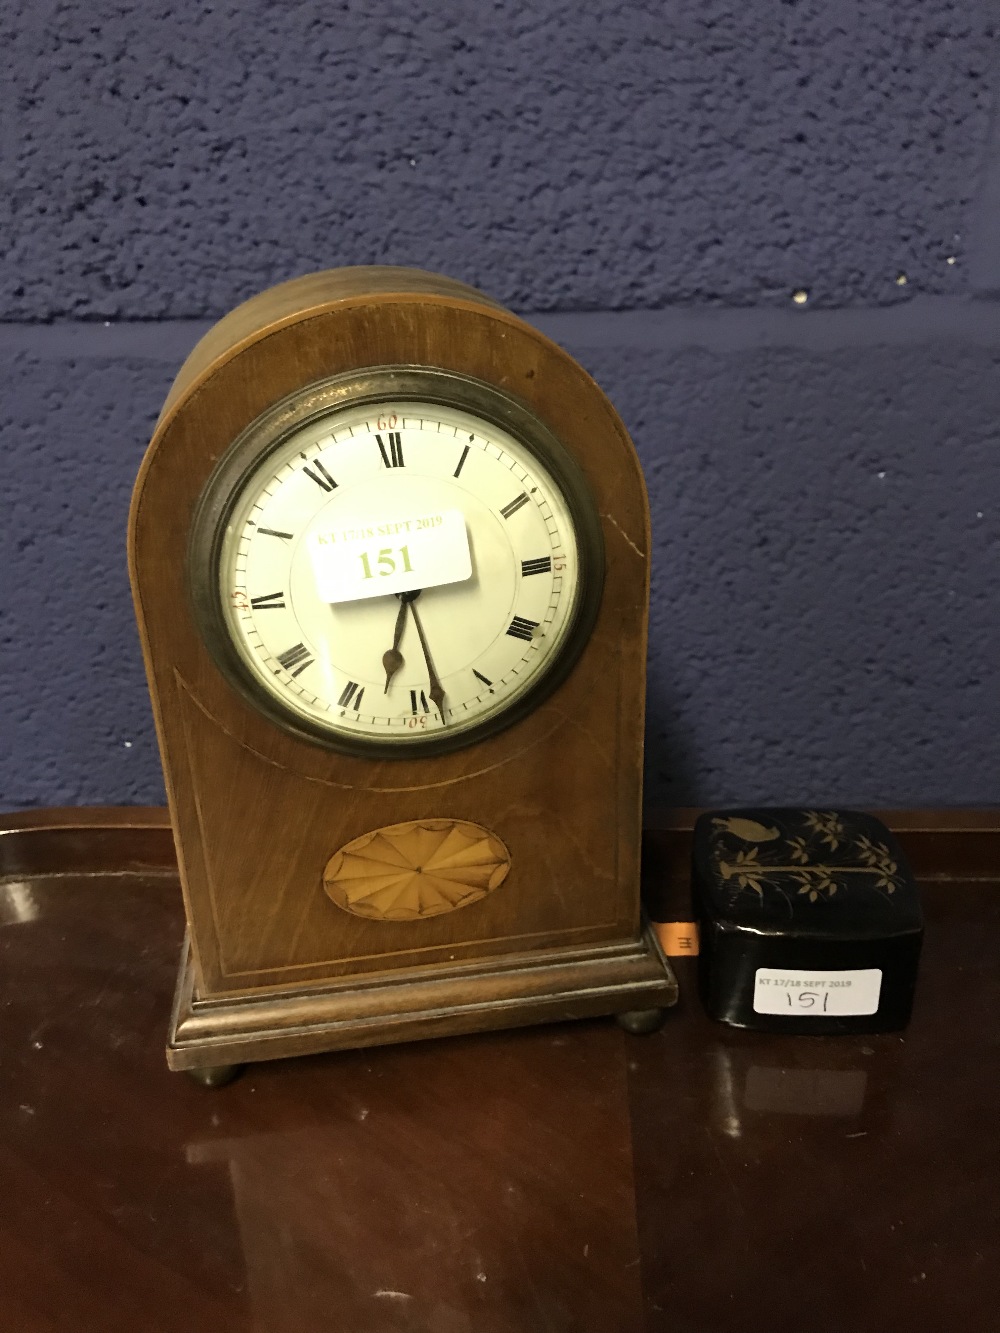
[382,591,415,693]
[407,596,447,722]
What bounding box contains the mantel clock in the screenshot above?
[129,266,676,1084]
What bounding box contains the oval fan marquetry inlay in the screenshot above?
[323,819,511,921]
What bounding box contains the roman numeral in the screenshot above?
[520,556,552,577]
[337,681,363,709]
[506,616,539,642]
[276,642,314,677]
[377,431,404,467]
[472,669,493,691]
[257,527,294,541]
[410,688,429,714]
[250,591,285,610]
[500,492,529,519]
[454,443,470,477]
[302,458,337,491]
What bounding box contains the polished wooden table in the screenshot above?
[1,809,997,1332]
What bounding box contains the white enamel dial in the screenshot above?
[204,382,600,752]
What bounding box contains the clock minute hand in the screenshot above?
[407,597,447,722]
[382,592,413,693]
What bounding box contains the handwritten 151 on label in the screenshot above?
[753,968,882,1016]
[308,509,473,604]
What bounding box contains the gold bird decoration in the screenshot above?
[713,817,781,843]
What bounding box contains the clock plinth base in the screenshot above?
[166,928,677,1073]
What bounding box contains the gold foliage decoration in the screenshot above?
[715,813,903,903]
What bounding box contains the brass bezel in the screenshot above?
[187,365,605,758]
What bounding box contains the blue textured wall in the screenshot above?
[2,1,998,811]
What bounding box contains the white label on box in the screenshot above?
[753,968,882,1016]
[308,508,472,604]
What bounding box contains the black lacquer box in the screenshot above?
[693,809,923,1034]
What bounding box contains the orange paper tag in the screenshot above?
[654,921,700,956]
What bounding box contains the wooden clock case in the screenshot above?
[128,267,677,1079]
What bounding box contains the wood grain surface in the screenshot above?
[0,808,996,1333]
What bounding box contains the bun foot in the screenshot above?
[185,1063,243,1088]
[616,1008,667,1036]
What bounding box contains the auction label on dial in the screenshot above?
[308,508,472,603]
[753,968,882,1016]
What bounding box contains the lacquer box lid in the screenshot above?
[692,809,923,1033]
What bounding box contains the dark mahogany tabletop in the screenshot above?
[1,810,997,1333]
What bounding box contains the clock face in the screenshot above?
[189,369,603,754]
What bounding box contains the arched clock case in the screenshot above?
[129,266,677,1082]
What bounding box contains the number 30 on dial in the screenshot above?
[189,369,604,755]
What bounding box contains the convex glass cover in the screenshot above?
[189,368,604,754]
